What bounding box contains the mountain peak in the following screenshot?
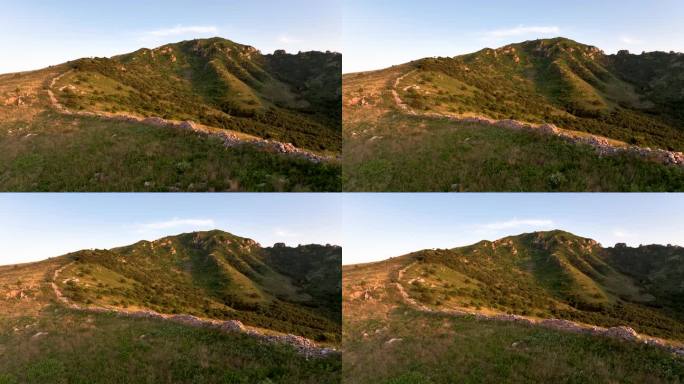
[505,37,604,58]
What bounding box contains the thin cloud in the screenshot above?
[613,229,631,238]
[133,218,215,233]
[480,219,554,230]
[275,228,299,238]
[620,36,644,45]
[484,25,560,39]
[277,35,301,44]
[142,25,218,39]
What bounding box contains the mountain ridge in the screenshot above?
[35,229,342,343]
[350,229,684,343]
[345,37,684,151]
[51,36,341,152]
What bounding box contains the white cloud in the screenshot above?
[484,25,560,39]
[275,228,299,238]
[480,219,554,230]
[133,218,215,233]
[277,35,301,45]
[141,25,218,40]
[613,229,631,238]
[620,36,643,45]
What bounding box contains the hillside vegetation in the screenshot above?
[56,38,341,152]
[0,308,340,384]
[57,230,342,343]
[343,38,684,192]
[0,37,341,192]
[397,38,684,151]
[399,230,684,341]
[343,114,684,191]
[0,111,340,192]
[0,231,342,383]
[342,240,684,383]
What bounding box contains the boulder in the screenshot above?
[605,326,639,341]
[169,314,205,327]
[32,332,48,339]
[220,320,246,333]
[539,123,559,134]
[179,120,198,130]
[142,117,168,127]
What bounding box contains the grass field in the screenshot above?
[0,112,341,192]
[343,114,684,192]
[0,247,341,383]
[342,254,684,384]
[343,307,684,384]
[0,307,341,384]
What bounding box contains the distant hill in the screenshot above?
[351,37,684,150]
[53,230,341,342]
[57,37,341,152]
[394,230,684,341]
[0,37,342,192]
[0,230,341,382]
[342,233,684,383]
[342,38,684,192]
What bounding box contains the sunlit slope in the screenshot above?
[55,230,342,342]
[345,37,684,151]
[52,37,341,152]
[396,230,684,340]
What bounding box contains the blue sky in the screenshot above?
[343,193,684,265]
[343,0,684,73]
[0,194,341,265]
[0,0,341,73]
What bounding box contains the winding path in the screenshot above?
[51,262,337,358]
[393,262,684,357]
[390,71,684,167]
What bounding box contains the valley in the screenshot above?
[343,230,684,383]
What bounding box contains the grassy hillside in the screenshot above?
[0,37,341,192]
[0,308,340,384]
[344,307,684,384]
[397,230,684,341]
[343,249,684,384]
[56,230,341,343]
[264,244,342,323]
[0,111,340,192]
[0,233,342,382]
[395,38,684,151]
[342,38,684,192]
[56,38,341,152]
[343,114,684,191]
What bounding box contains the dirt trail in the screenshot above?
[47,72,333,164]
[51,262,337,358]
[390,71,684,167]
[393,262,684,356]
[391,70,417,115]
